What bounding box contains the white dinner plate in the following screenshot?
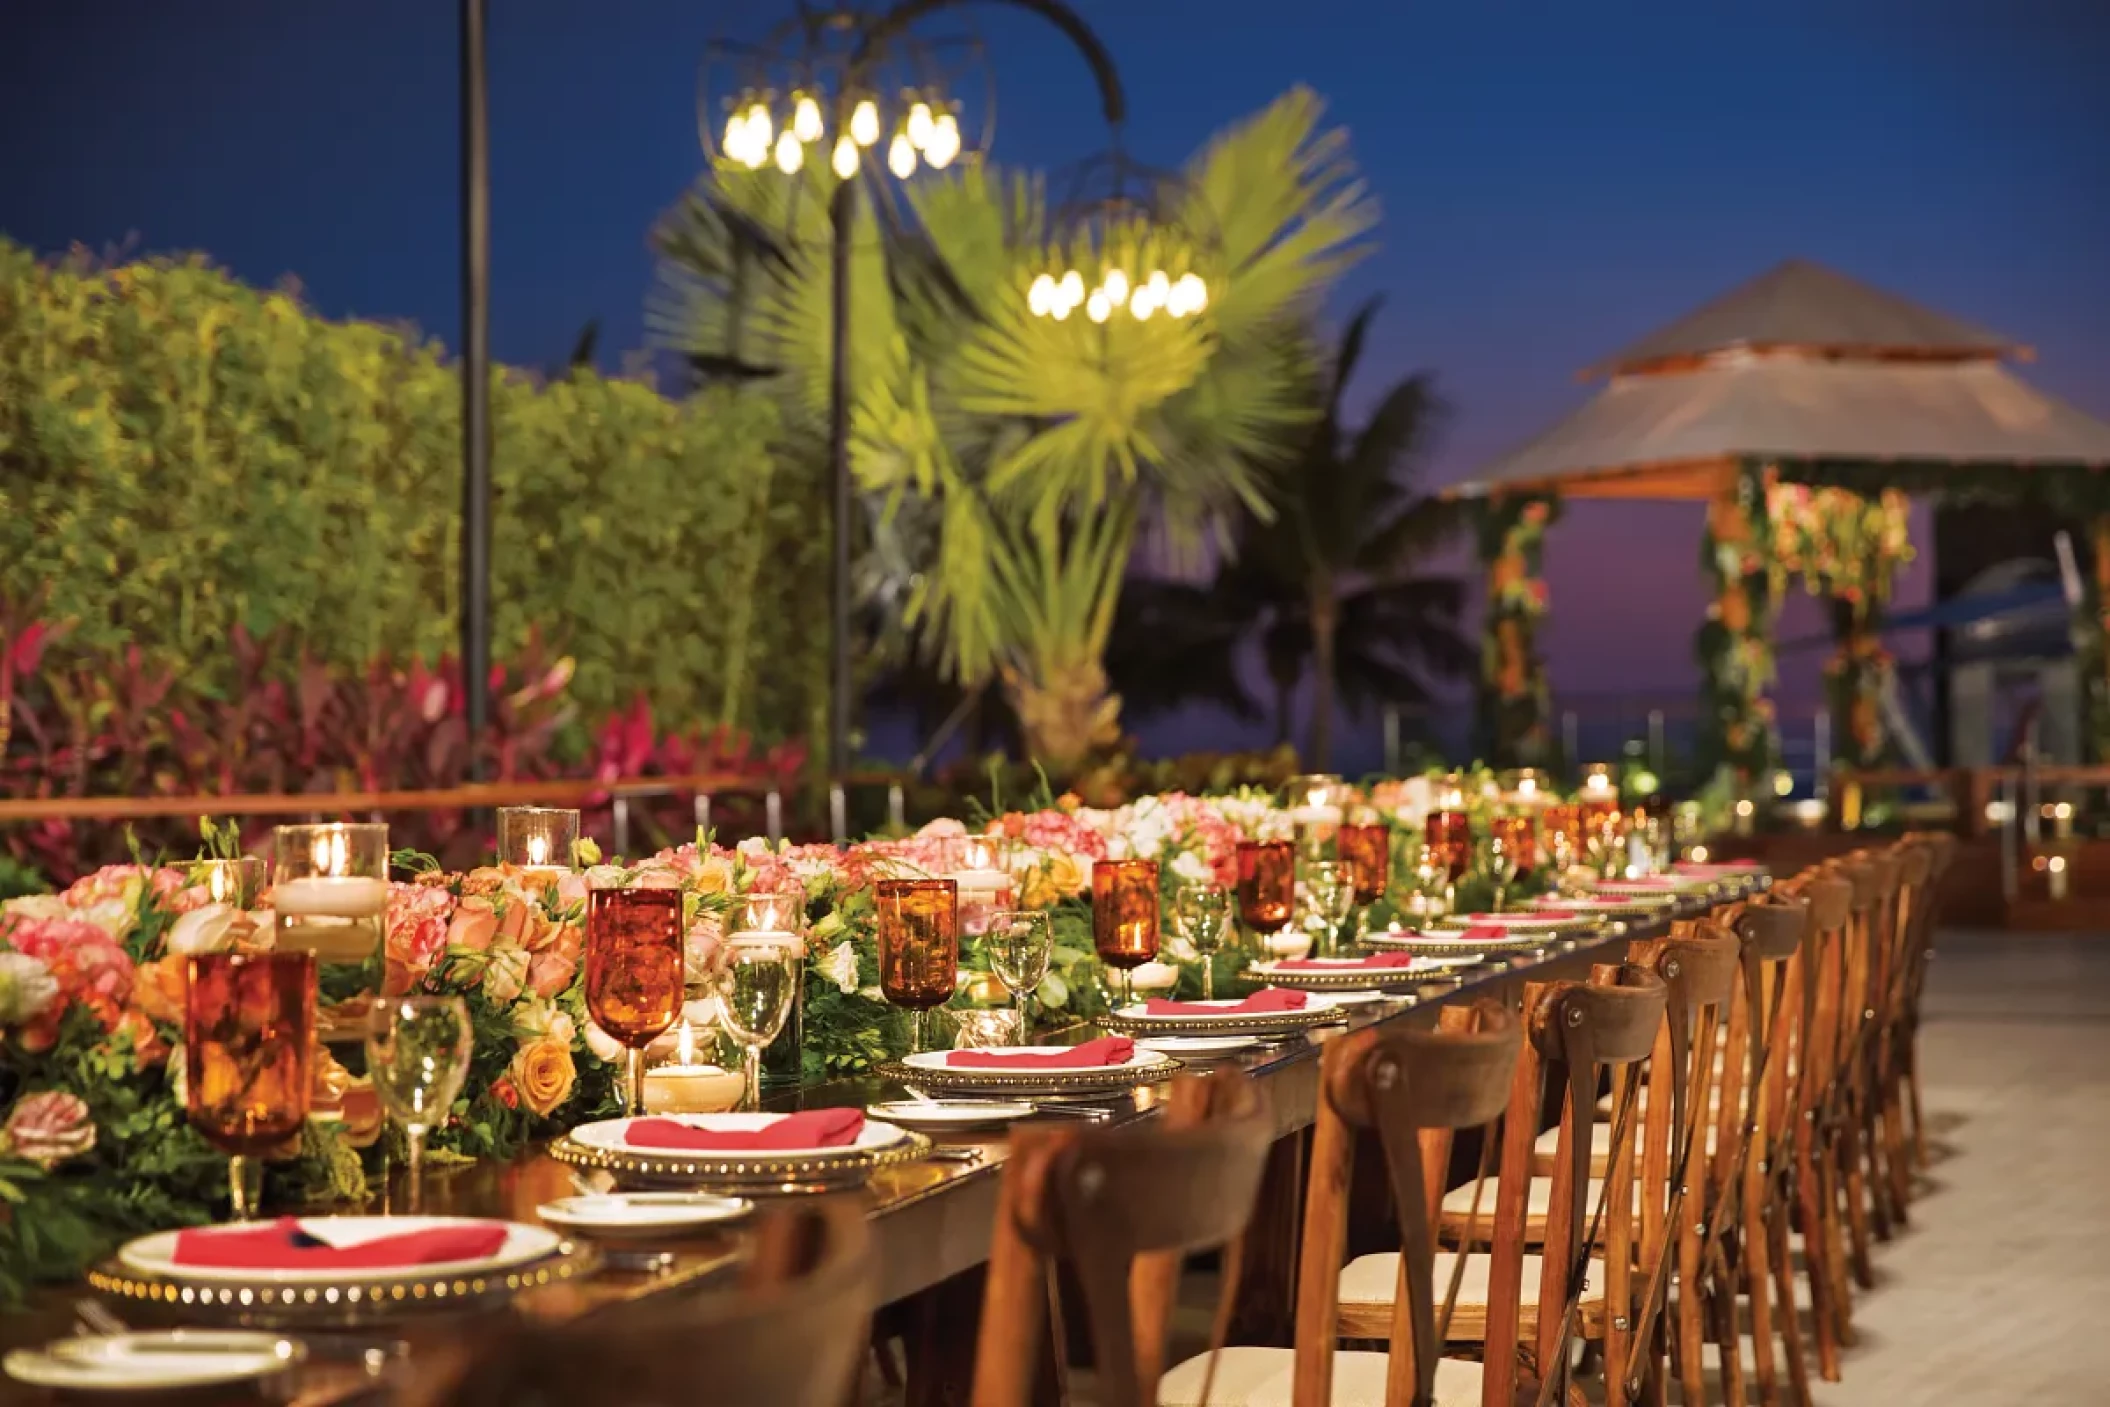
[5,1332,302,1393]
[572,1112,910,1158]
[866,1099,1037,1129]
[536,1192,753,1238]
[1111,994,1345,1024]
[1445,913,1571,929]
[118,1216,560,1286]
[902,1046,1177,1077]
[1134,1035,1261,1057]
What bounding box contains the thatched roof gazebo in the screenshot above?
[1454,258,2110,779]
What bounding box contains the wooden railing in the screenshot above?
[0,771,912,849]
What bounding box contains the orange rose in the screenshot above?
[446,897,500,952]
[507,1038,576,1118]
[132,954,189,1026]
[107,1008,170,1068]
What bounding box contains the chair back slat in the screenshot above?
[972,1069,1273,1407]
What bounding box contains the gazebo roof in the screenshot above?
[1588,258,2024,376]
[1454,357,2110,500]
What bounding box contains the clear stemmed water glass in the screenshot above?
[984,910,1054,1045]
[1301,861,1355,957]
[715,939,801,1112]
[1171,885,1233,999]
[367,995,471,1214]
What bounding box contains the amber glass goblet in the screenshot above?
[586,888,685,1116]
[1492,812,1538,873]
[1426,809,1473,880]
[1235,840,1295,940]
[876,879,958,1053]
[185,951,317,1220]
[1338,824,1392,907]
[1092,859,1160,1008]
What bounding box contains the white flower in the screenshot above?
[483,946,530,1004]
[1,895,67,924]
[1127,961,1180,993]
[74,897,138,944]
[825,940,859,995]
[0,952,61,1025]
[582,1020,627,1063]
[166,903,241,956]
[1170,851,1214,886]
[512,996,575,1048]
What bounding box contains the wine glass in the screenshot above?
[586,888,684,1117]
[367,996,471,1214]
[1092,859,1160,1009]
[984,910,1054,1044]
[185,951,316,1220]
[1171,885,1233,999]
[715,939,801,1111]
[876,879,958,1054]
[1338,823,1392,941]
[1300,861,1355,958]
[1412,844,1452,925]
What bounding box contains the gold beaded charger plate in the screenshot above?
[1098,994,1349,1038]
[89,1224,595,1329]
[1530,895,1676,920]
[881,1046,1181,1098]
[551,1113,929,1194]
[1246,957,1459,993]
[119,1217,563,1285]
[1360,927,1558,957]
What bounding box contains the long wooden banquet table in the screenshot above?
[7,896,1724,1402]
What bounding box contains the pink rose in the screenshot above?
[446,897,500,953]
[526,945,578,999]
[3,1090,96,1169]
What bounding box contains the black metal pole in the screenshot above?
[460,0,492,778]
[827,177,854,798]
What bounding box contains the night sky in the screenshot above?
[5,2,2107,767]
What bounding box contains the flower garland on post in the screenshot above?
[1696,463,1782,785]
[2077,516,2110,762]
[1476,494,1561,766]
[1767,475,1915,771]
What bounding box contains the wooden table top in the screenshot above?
[4,901,1720,1400]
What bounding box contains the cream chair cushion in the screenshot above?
[1336,1249,1604,1341]
[1158,1346,1485,1406]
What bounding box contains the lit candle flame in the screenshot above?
[207,865,231,903]
[677,1019,695,1067]
[964,838,994,871]
[310,829,350,876]
[525,834,549,867]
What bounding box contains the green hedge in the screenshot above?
[0,241,824,741]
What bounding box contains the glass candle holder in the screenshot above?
[271,823,388,1046]
[1285,773,1346,856]
[1579,764,1621,832]
[1337,823,1392,906]
[185,951,316,1219]
[876,879,958,1053]
[1542,802,1583,870]
[497,806,581,888]
[192,857,265,909]
[1092,859,1161,1008]
[1236,840,1295,936]
[586,888,685,1115]
[947,835,1016,937]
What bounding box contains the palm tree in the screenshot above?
[648,89,1376,773]
[1211,299,1471,768]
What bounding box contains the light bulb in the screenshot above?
[746,103,773,151]
[1086,290,1112,323]
[1102,268,1130,306]
[887,132,917,178]
[1173,273,1207,316]
[1146,270,1171,305]
[792,93,824,144]
[849,98,880,147]
[1028,274,1056,317]
[926,113,960,168]
[774,129,803,174]
[832,134,858,179]
[743,136,768,171]
[1058,269,1084,305]
[1130,289,1156,321]
[1052,296,1074,322]
[906,101,935,149]
[723,112,747,161]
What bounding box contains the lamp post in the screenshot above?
[703,3,1124,833]
[460,0,492,776]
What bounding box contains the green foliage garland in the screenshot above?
[1475,495,1561,766]
[1695,464,1781,782]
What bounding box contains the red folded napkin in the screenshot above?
[1141,988,1309,1017]
[1468,912,1560,921]
[1443,926,1510,942]
[945,1035,1136,1069]
[1275,953,1421,971]
[623,1109,865,1151]
[172,1217,510,1271]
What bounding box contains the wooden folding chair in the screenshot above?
[972,1068,1275,1407]
[400,1199,875,1407]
